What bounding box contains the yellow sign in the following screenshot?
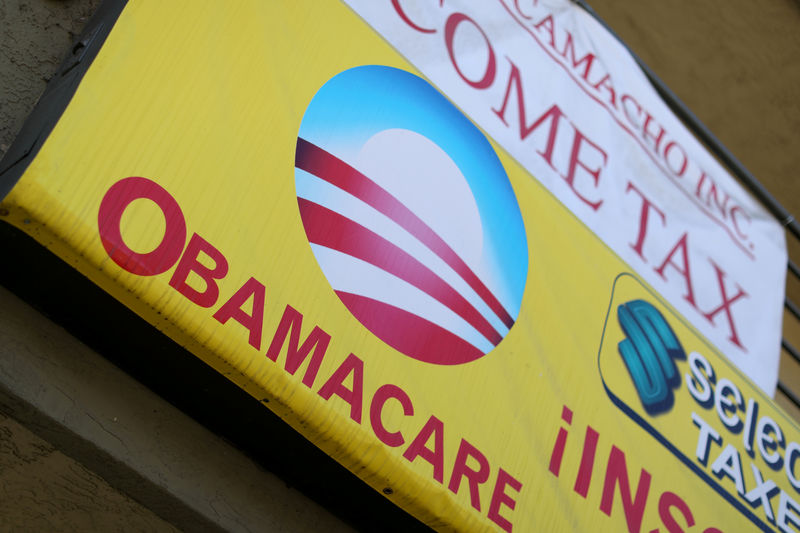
[598,275,800,533]
[1,2,797,531]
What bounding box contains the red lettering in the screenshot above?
[265,305,331,388]
[533,15,556,47]
[390,0,440,34]
[370,384,414,447]
[98,176,187,276]
[642,113,666,154]
[592,74,617,108]
[626,182,667,262]
[169,233,229,308]
[559,32,596,81]
[694,170,710,198]
[318,353,364,424]
[492,61,564,170]
[695,171,749,240]
[549,405,573,477]
[697,175,731,219]
[213,277,266,350]
[492,61,606,210]
[444,13,496,89]
[730,206,751,241]
[655,233,697,308]
[448,439,491,511]
[621,94,643,129]
[658,491,695,533]
[703,260,748,350]
[599,445,652,533]
[663,141,689,177]
[562,126,606,211]
[403,415,445,483]
[512,0,535,20]
[574,426,599,498]
[488,468,523,533]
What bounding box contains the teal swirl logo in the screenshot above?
[617,300,686,415]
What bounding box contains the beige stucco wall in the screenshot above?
[0,412,178,531]
[0,0,101,158]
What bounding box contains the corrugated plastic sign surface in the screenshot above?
[0,2,794,531]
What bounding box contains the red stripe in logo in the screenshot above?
[299,197,502,347]
[296,137,515,329]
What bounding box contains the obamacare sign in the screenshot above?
[0,1,790,531]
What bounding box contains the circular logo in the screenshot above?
[295,66,527,365]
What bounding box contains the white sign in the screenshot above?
[345,0,787,394]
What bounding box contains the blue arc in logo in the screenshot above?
[295,65,528,364]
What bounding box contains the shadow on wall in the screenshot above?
[0,0,102,158]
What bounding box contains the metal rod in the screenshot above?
[790,260,800,280]
[778,380,800,411]
[787,298,800,323]
[784,338,800,365]
[573,0,800,240]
